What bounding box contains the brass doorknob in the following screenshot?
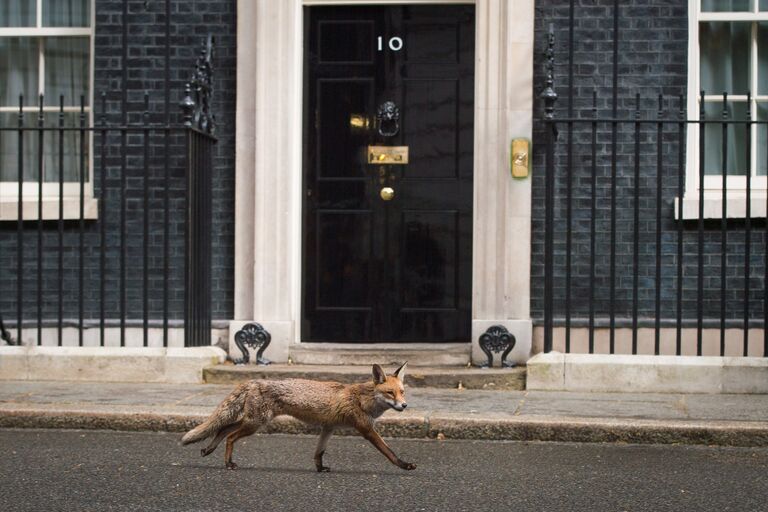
[380,187,395,201]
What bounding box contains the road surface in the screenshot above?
[0,429,766,511]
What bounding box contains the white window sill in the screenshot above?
[0,198,99,221]
[675,193,767,220]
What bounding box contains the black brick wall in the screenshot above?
[0,0,236,326]
[531,0,767,325]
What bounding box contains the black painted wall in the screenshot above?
[0,0,236,326]
[531,0,767,326]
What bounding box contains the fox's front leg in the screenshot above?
[314,426,334,472]
[356,426,416,471]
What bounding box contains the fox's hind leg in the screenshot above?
[314,426,335,472]
[223,423,259,470]
[201,421,241,457]
[223,406,273,470]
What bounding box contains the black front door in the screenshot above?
[302,5,474,343]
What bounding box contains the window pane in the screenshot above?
[43,112,88,183]
[759,23,768,94]
[761,0,768,11]
[702,0,752,11]
[703,102,748,176]
[700,22,750,95]
[43,0,90,27]
[0,38,39,106]
[44,37,89,107]
[758,103,768,176]
[0,113,40,182]
[0,112,87,183]
[0,1,36,27]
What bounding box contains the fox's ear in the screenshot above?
[392,361,407,381]
[372,364,386,384]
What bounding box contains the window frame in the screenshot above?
[684,0,768,219]
[0,0,96,218]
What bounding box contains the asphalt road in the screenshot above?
[0,429,766,512]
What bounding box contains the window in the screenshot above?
[0,0,95,219]
[684,0,768,218]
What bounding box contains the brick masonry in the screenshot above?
[531,0,767,327]
[2,1,765,340]
[0,0,236,326]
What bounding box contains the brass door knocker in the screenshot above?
[376,101,400,137]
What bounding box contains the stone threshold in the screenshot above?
[204,363,526,391]
[286,342,473,367]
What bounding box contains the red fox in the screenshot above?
[181,362,415,471]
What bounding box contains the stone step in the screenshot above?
[203,363,526,391]
[286,342,472,367]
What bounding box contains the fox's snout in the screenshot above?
[377,390,408,411]
[373,362,409,412]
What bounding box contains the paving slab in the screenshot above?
[0,380,766,446]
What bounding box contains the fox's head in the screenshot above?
[372,362,408,412]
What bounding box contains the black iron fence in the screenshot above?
[539,31,767,357]
[0,40,216,349]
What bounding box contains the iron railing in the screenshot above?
[539,27,767,357]
[0,38,216,349]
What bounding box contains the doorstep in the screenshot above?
[286,342,472,367]
[204,363,526,391]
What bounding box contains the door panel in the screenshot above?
[303,5,474,343]
[401,210,459,310]
[318,21,375,63]
[403,79,459,179]
[404,21,459,63]
[318,79,374,178]
[316,211,372,308]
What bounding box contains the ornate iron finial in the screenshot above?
[179,35,216,135]
[477,325,516,368]
[540,24,558,120]
[143,92,150,123]
[100,91,107,126]
[746,91,752,120]
[180,83,194,126]
[722,92,728,120]
[233,323,272,365]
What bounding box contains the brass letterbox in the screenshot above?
[367,145,409,165]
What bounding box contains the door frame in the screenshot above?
[232,0,534,365]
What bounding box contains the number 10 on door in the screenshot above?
[377,36,403,51]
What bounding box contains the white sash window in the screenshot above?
[0,0,94,218]
[684,0,768,218]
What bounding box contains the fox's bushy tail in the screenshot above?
[181,384,248,445]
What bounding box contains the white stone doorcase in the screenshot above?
[232,0,534,365]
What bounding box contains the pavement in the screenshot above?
[1,379,767,446]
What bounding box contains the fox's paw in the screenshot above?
[316,465,331,473]
[226,462,238,470]
[399,461,417,471]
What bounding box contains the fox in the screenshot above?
[181,362,416,471]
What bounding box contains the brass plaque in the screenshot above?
[368,145,409,165]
